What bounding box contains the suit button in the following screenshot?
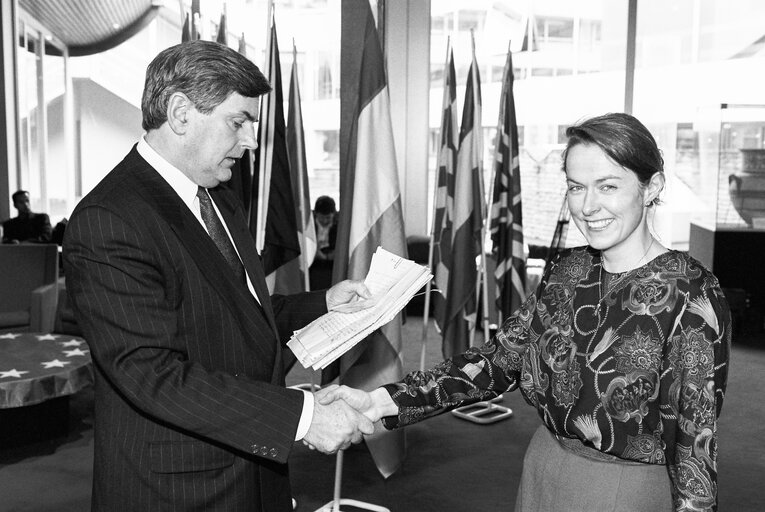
[270,448,278,458]
[251,444,259,454]
[260,447,268,456]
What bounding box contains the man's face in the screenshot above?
[13,193,31,215]
[316,212,334,228]
[182,93,259,188]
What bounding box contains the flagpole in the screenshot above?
[256,1,275,251]
[292,40,312,294]
[470,30,491,344]
[420,37,451,371]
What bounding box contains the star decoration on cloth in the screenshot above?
[0,333,21,339]
[37,334,58,341]
[63,348,89,357]
[41,359,70,369]
[0,369,29,379]
[59,339,85,347]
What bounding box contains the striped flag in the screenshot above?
[545,196,571,272]
[286,45,317,289]
[251,20,302,295]
[490,45,526,322]
[431,46,458,335]
[442,48,484,358]
[332,2,406,478]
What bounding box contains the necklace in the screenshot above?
[594,238,655,317]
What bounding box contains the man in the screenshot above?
[313,195,337,262]
[2,190,52,243]
[64,40,372,512]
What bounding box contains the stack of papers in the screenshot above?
[288,247,432,370]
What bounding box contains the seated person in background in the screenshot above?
[313,195,338,262]
[2,190,52,244]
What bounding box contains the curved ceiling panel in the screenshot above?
[19,0,162,56]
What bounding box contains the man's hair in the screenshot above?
[11,190,28,203]
[314,196,337,215]
[562,112,664,186]
[141,40,272,131]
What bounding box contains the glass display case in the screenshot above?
[692,103,765,229]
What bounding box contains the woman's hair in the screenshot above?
[562,112,664,186]
[141,40,272,131]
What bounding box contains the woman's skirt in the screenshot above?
[515,425,673,512]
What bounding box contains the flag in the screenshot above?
[251,20,302,295]
[521,15,537,52]
[545,196,570,272]
[226,33,254,209]
[286,46,317,289]
[431,45,459,335]
[331,2,406,478]
[442,48,484,358]
[181,12,191,43]
[490,45,525,322]
[215,9,227,45]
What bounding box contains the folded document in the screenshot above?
[288,247,432,370]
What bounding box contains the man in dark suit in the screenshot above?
[64,40,372,512]
[2,190,52,243]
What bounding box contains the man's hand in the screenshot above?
[302,395,374,454]
[316,385,399,423]
[325,279,372,312]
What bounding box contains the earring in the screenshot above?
[644,200,652,207]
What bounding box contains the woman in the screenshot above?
[319,113,731,511]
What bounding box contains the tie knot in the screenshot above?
[197,186,209,202]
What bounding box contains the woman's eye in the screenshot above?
[567,184,582,192]
[600,184,616,191]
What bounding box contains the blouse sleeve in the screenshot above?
[380,251,560,430]
[661,278,731,512]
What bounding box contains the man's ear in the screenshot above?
[166,92,192,134]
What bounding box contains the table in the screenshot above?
[0,332,93,447]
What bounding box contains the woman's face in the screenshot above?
[565,143,649,258]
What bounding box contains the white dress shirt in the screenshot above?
[136,137,314,441]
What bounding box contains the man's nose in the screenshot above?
[240,122,258,150]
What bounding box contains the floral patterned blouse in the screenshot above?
[382,247,731,512]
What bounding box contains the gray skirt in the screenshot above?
[515,425,673,512]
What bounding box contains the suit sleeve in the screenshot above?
[64,204,304,462]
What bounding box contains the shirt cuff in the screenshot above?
[294,390,314,441]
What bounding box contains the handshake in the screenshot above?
[301,385,399,454]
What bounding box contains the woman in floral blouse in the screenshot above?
[319,113,731,511]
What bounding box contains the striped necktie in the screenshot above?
[196,186,246,283]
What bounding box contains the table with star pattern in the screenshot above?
[0,332,93,409]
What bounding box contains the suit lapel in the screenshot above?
[210,187,280,338]
[124,149,279,343]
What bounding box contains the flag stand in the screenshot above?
[314,450,390,512]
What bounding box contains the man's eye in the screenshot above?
[600,184,616,191]
[232,120,243,129]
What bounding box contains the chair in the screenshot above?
[53,277,82,336]
[0,244,59,333]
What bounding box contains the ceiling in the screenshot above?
[18,0,163,56]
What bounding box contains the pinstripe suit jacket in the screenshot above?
[63,147,327,511]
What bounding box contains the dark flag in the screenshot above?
[250,20,302,294]
[181,13,191,43]
[490,44,526,322]
[286,45,317,289]
[226,33,254,209]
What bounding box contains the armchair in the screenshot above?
[0,244,59,333]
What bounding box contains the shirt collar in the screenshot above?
[137,136,199,212]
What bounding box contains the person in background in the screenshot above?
[2,190,52,244]
[313,195,338,262]
[64,40,372,512]
[320,113,731,512]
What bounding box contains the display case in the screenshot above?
[691,103,765,229]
